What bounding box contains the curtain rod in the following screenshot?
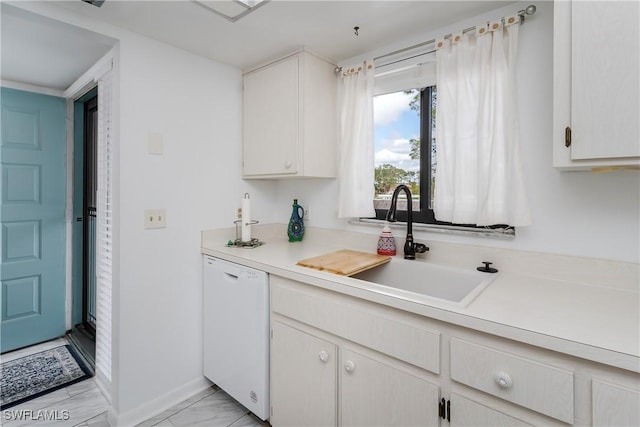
[336,4,536,73]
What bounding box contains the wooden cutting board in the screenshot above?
[296,249,391,276]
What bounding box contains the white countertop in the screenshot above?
[202,224,640,373]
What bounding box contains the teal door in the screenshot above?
[1,87,67,353]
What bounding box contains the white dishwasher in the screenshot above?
[203,255,269,420]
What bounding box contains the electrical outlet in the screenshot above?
[144,208,166,229]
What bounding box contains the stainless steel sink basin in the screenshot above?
[352,260,496,307]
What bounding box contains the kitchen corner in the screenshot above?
[202,223,639,425]
[202,223,639,372]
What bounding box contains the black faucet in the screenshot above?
[386,184,429,260]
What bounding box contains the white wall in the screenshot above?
[116,35,236,416]
[274,1,640,263]
[6,2,276,423]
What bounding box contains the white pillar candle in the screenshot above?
[241,193,251,242]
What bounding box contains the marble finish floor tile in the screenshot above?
[229,413,270,427]
[167,390,249,427]
[73,411,110,427]
[66,378,98,397]
[135,387,217,427]
[3,387,72,414]
[150,419,176,427]
[3,386,108,427]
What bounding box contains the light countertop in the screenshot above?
[202,224,639,373]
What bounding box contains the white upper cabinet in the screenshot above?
[553,1,640,170]
[243,50,337,179]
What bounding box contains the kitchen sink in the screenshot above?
[352,259,496,307]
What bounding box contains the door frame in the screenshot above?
[62,49,118,399]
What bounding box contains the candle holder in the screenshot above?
[232,219,264,248]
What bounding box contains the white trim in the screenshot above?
[0,80,64,97]
[65,99,75,331]
[64,51,113,99]
[94,368,112,405]
[109,377,212,427]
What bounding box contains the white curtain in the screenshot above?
[337,61,376,218]
[434,20,531,226]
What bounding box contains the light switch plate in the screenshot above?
[144,208,166,229]
[148,132,164,155]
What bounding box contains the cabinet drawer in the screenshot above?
[450,338,574,423]
[272,276,440,373]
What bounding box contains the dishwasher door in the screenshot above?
[203,256,269,420]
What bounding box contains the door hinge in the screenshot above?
[439,398,450,422]
[565,126,572,147]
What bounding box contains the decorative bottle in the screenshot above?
[377,223,396,255]
[287,199,305,242]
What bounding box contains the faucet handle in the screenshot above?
[414,243,429,253]
[477,261,498,273]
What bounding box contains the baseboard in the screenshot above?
[94,369,111,405]
[109,376,212,426]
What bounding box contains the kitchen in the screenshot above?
[0,1,638,426]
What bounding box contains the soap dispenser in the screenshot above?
[377,223,396,256]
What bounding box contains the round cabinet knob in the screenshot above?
[494,371,513,389]
[318,350,329,363]
[344,360,356,373]
[284,160,292,169]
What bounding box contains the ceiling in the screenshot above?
[1,0,515,91]
[1,3,118,91]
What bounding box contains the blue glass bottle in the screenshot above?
[287,199,305,242]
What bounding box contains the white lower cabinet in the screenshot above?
[270,321,337,427]
[269,275,640,426]
[270,320,440,427]
[449,393,532,427]
[592,378,640,426]
[340,347,440,426]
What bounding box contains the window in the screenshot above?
[373,86,436,224]
[373,86,511,231]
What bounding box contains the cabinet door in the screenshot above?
[270,321,337,427]
[592,378,640,426]
[449,393,532,427]
[571,1,639,160]
[553,1,640,169]
[243,55,299,176]
[340,347,440,426]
